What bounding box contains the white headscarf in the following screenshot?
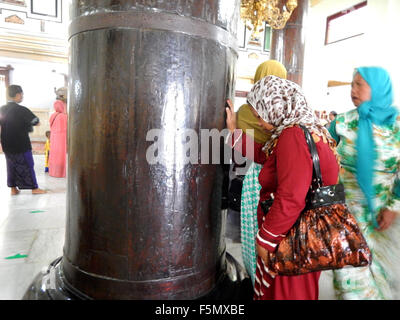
[246,75,332,154]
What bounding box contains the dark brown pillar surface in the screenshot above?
[270,0,309,85]
[61,0,239,300]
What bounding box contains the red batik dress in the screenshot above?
[231,126,339,300]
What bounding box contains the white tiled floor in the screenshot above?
[0,153,336,300]
[0,154,66,300]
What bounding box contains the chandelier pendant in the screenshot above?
[241,0,298,35]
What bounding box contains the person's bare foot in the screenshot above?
[32,188,47,194]
[11,187,20,195]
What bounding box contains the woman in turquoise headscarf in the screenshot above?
[329,66,400,299]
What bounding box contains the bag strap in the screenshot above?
[299,125,323,189]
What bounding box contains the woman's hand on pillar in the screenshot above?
[225,99,237,133]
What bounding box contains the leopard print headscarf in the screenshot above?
[247,75,333,155]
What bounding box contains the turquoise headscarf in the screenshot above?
[356,67,398,228]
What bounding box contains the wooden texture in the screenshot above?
[270,0,309,86]
[62,0,239,300]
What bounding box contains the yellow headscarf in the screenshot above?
[253,60,287,83]
[237,60,287,144]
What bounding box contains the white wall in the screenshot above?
[0,56,67,110]
[234,18,272,111]
[303,0,400,115]
[366,0,400,106]
[303,0,364,114]
[234,50,271,110]
[0,0,69,110]
[0,0,69,39]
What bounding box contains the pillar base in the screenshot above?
[23,253,253,300]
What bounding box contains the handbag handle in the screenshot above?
[259,125,344,214]
[299,125,323,189]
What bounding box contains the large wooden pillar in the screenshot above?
[24,0,249,300]
[270,0,309,85]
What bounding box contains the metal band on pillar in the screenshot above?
[69,11,239,54]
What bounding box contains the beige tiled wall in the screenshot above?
[30,108,50,142]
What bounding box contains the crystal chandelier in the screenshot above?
[241,0,298,35]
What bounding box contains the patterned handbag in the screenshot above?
[264,125,372,276]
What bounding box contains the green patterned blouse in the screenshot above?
[330,108,400,219]
[329,108,400,300]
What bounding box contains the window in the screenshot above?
[0,65,13,105]
[237,20,272,52]
[0,75,7,106]
[27,0,62,22]
[31,0,57,17]
[238,19,247,49]
[263,23,272,52]
[325,1,367,45]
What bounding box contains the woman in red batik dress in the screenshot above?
[225,76,340,300]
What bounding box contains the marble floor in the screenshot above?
[0,154,335,300]
[0,154,66,300]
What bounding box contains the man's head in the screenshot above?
[7,85,23,103]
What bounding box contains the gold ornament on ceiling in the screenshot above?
[5,14,24,24]
[0,0,26,6]
[241,0,298,38]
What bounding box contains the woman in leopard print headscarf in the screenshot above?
[247,75,335,156]
[226,75,340,300]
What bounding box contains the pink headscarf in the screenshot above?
[50,100,67,127]
[53,100,66,113]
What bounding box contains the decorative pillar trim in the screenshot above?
[69,10,238,54]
